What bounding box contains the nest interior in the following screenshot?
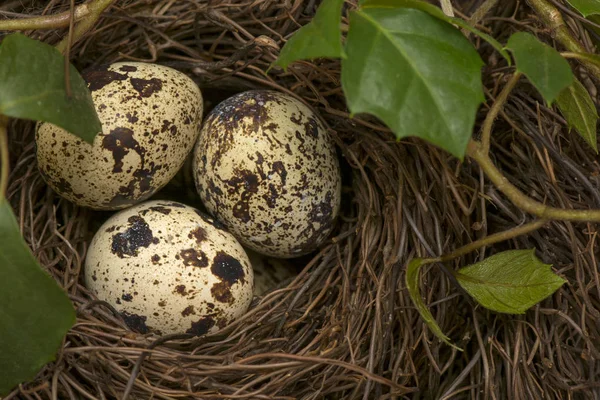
[4,0,600,398]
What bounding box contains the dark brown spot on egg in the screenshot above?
[158,300,166,307]
[121,293,133,302]
[180,248,209,268]
[181,305,195,317]
[119,65,137,72]
[217,318,228,329]
[304,117,319,138]
[102,127,145,173]
[130,77,163,97]
[226,169,259,223]
[111,215,158,258]
[211,251,246,286]
[174,285,188,296]
[211,281,233,303]
[189,227,207,243]
[126,112,139,123]
[55,178,74,195]
[186,316,215,336]
[262,183,279,208]
[271,161,287,186]
[83,65,127,91]
[119,311,149,334]
[140,206,171,216]
[294,192,336,253]
[290,114,303,125]
[151,254,160,264]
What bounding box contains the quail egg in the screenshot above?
[36,62,203,210]
[246,250,297,296]
[84,200,253,336]
[193,90,341,258]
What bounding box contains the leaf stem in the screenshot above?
[528,0,600,81]
[436,219,548,263]
[0,115,9,197]
[481,72,521,153]
[0,4,90,31]
[55,0,116,54]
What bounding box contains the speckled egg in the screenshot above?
[247,250,297,296]
[84,200,254,336]
[36,62,203,210]
[193,90,341,258]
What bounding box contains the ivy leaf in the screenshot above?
[406,259,462,350]
[0,33,101,144]
[360,0,511,64]
[274,0,345,70]
[342,7,484,158]
[0,199,76,395]
[455,249,566,314]
[565,0,600,16]
[556,78,598,152]
[506,32,573,105]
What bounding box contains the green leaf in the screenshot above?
[566,0,600,16]
[0,199,76,395]
[274,0,345,70]
[360,0,511,64]
[406,259,462,350]
[341,7,485,158]
[0,33,101,144]
[556,78,598,152]
[455,249,566,314]
[506,32,573,105]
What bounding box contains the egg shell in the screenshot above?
[246,250,297,296]
[36,62,203,210]
[84,200,254,336]
[193,90,341,258]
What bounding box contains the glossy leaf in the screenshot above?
[0,199,76,395]
[455,249,566,314]
[506,32,573,105]
[274,0,345,70]
[360,0,511,64]
[556,78,598,152]
[406,259,461,350]
[0,33,101,143]
[566,0,600,16]
[342,7,484,158]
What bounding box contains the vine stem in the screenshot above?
[527,0,600,81]
[0,116,9,197]
[55,0,115,54]
[0,4,91,30]
[468,140,600,221]
[481,72,521,153]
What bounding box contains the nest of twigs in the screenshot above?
[3,0,600,398]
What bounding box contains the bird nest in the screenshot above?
[4,0,600,398]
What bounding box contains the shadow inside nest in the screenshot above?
[3,0,600,399]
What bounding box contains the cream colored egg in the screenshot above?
[193,90,341,258]
[84,200,253,336]
[246,250,297,296]
[36,62,203,210]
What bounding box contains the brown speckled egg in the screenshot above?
[36,62,203,210]
[84,200,253,336]
[193,90,341,258]
[247,250,297,296]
